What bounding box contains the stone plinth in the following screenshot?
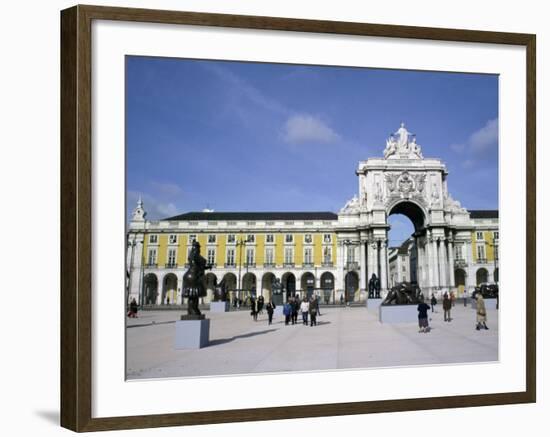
[366,298,383,311]
[379,304,418,323]
[174,319,210,349]
[210,301,230,313]
[472,298,498,310]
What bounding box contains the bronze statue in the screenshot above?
[382,282,422,305]
[472,283,498,300]
[182,241,212,319]
[368,273,381,298]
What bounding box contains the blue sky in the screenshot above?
[126,56,498,245]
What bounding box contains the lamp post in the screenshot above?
[237,235,252,304]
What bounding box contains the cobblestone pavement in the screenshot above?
[126,304,498,379]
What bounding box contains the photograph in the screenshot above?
[124,57,499,380]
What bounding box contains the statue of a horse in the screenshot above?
[382,282,422,305]
[182,241,212,318]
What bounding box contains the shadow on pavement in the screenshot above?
[208,328,279,346]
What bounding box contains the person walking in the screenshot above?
[417,297,431,333]
[315,295,322,316]
[283,301,292,325]
[443,293,452,322]
[463,289,468,307]
[257,295,264,314]
[476,294,489,330]
[450,291,455,307]
[291,296,299,325]
[250,296,258,321]
[430,293,437,313]
[128,298,138,318]
[309,297,318,327]
[300,298,309,325]
[266,301,275,325]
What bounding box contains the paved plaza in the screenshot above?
[126,304,498,380]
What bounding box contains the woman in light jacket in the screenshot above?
[476,294,489,330]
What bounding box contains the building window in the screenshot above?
[167,249,176,266]
[147,248,157,265]
[454,244,463,259]
[265,234,274,243]
[188,234,197,244]
[246,234,255,243]
[476,231,484,240]
[285,234,294,243]
[347,246,355,263]
[168,234,177,244]
[149,234,158,244]
[284,247,294,264]
[207,248,216,265]
[208,234,216,244]
[477,245,486,260]
[493,231,499,240]
[265,248,274,265]
[323,234,332,244]
[246,248,255,265]
[227,234,235,244]
[304,234,313,244]
[323,246,332,263]
[304,248,313,264]
[226,248,235,266]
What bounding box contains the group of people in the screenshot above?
[283,295,321,327]
[417,292,489,333]
[249,295,265,321]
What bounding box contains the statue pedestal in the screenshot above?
[210,301,230,313]
[379,304,418,323]
[174,318,210,349]
[471,298,498,310]
[366,298,383,311]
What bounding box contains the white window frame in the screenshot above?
[265,234,274,244]
[284,247,294,264]
[323,233,332,244]
[149,234,158,244]
[168,234,177,244]
[493,231,499,240]
[207,234,216,244]
[285,234,294,244]
[226,248,235,266]
[207,248,216,265]
[147,248,157,265]
[476,231,484,240]
[304,247,313,264]
[265,247,274,265]
[304,233,313,244]
[167,248,177,266]
[323,246,332,263]
[246,248,255,265]
[188,234,197,244]
[227,234,236,244]
[246,234,256,243]
[477,244,486,260]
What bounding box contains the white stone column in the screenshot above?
[447,239,455,289]
[465,240,475,292]
[425,233,434,292]
[359,241,367,293]
[432,238,440,291]
[380,240,388,292]
[177,275,184,305]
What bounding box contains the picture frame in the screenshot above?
[60,4,536,432]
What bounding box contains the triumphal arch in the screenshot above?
[337,123,474,296]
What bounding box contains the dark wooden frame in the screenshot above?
[61,4,536,432]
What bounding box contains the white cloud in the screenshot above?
[282,114,341,145]
[469,118,498,154]
[150,181,183,197]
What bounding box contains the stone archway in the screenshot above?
[476,268,489,285]
[282,272,296,301]
[320,272,335,304]
[205,272,217,303]
[162,273,177,305]
[261,272,277,300]
[143,273,158,305]
[455,269,466,295]
[300,272,315,299]
[344,271,359,303]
